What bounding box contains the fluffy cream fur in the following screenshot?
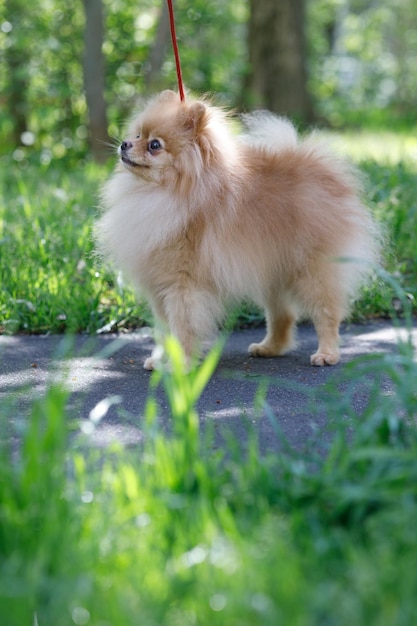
[96,90,379,370]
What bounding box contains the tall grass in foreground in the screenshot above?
[1,333,417,626]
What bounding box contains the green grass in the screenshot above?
[1,336,417,625]
[316,130,417,319]
[0,157,149,334]
[316,129,417,165]
[0,133,416,334]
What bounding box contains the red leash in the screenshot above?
[166,0,185,101]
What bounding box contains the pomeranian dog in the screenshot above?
[96,90,379,370]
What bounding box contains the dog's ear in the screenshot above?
[182,102,207,135]
[186,102,216,163]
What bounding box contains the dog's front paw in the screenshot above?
[248,342,282,358]
[143,344,166,371]
[143,357,156,371]
[310,351,340,366]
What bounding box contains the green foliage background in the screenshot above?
[1,0,417,163]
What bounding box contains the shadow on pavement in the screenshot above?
[0,320,415,454]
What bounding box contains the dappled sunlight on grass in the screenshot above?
[317,129,417,167]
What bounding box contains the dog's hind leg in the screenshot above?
[297,268,345,366]
[310,310,341,366]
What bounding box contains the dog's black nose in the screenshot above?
[120,140,133,152]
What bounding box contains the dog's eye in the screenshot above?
[148,139,162,154]
[135,134,140,139]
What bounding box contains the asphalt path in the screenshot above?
[1,320,416,454]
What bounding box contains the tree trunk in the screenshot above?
[5,48,29,145]
[5,0,29,146]
[246,0,314,122]
[82,0,110,162]
[144,0,170,92]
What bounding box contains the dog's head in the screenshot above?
[118,90,217,187]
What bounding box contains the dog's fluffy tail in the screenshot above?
[240,109,382,295]
[239,111,298,152]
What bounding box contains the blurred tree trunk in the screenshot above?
[144,0,170,91]
[246,0,314,122]
[82,0,110,162]
[5,48,29,145]
[5,0,29,145]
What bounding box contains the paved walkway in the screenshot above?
[1,320,416,453]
